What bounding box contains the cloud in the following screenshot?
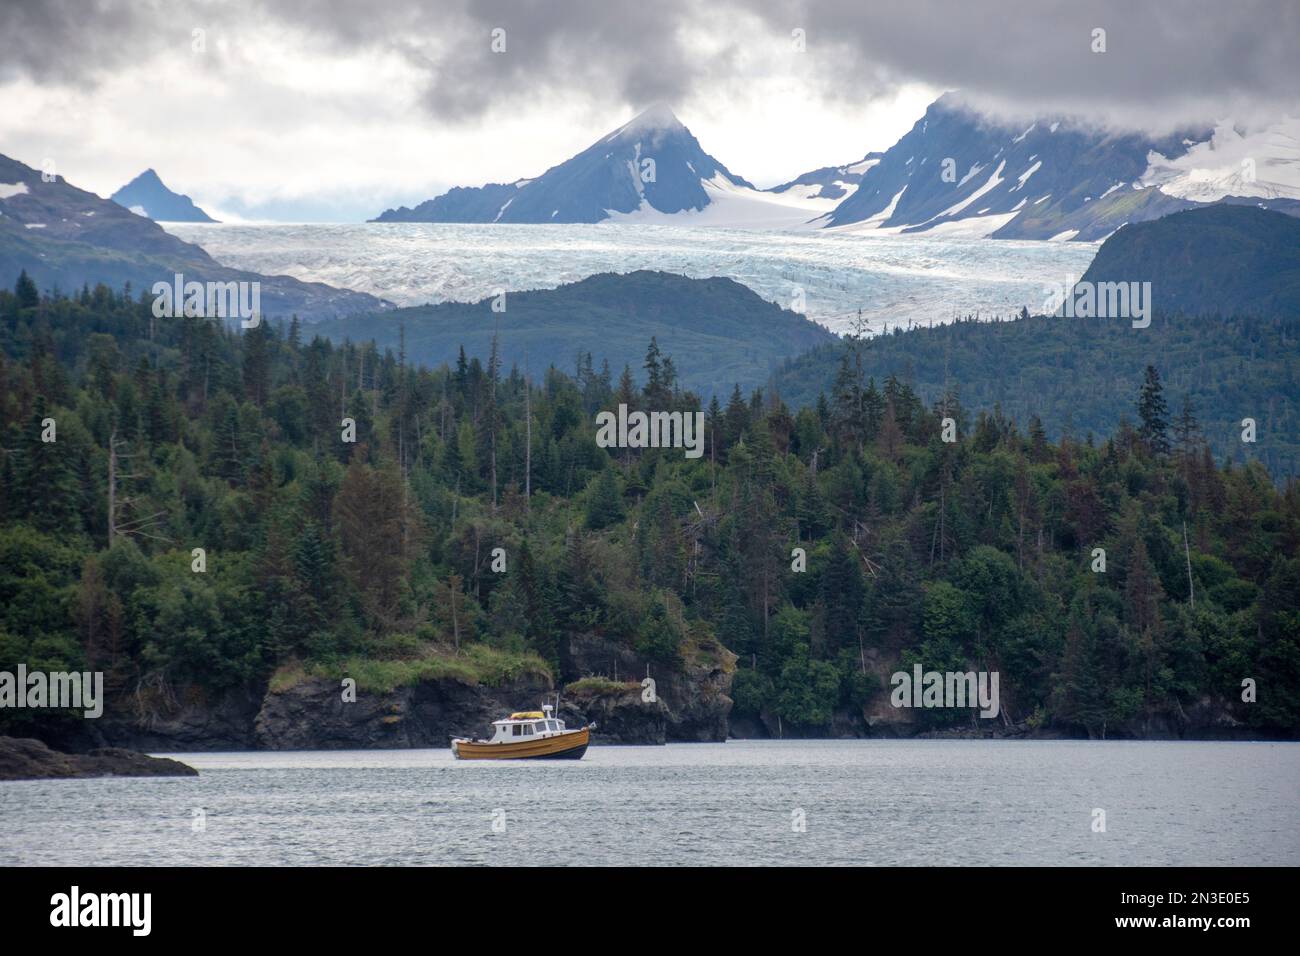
[0,0,162,86]
[779,0,1300,131]
[1,0,1295,218]
[5,0,1294,130]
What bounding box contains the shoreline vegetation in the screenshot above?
[0,271,1296,753]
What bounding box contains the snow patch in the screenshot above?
[1012,123,1036,143]
[603,171,829,230]
[932,160,1006,220]
[845,158,880,175]
[1140,117,1300,201]
[1009,160,1042,192]
[0,182,30,200]
[825,186,908,233]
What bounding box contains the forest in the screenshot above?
[2,270,1297,739]
[773,307,1300,480]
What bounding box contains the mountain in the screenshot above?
[372,105,831,228]
[110,168,217,222]
[1080,204,1300,316]
[820,93,1300,240]
[772,203,1300,477]
[313,270,837,396]
[767,152,882,202]
[0,153,386,319]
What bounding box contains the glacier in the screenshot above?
[164,222,1099,335]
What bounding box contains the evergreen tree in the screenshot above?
[1137,365,1171,456]
[585,467,623,530]
[14,270,38,309]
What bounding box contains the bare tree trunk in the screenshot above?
[107,430,117,548]
[451,582,460,651]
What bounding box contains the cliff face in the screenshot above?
[561,632,737,743]
[53,672,556,752]
[252,672,559,749]
[24,631,737,752]
[21,645,1273,750]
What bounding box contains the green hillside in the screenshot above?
[313,270,837,398]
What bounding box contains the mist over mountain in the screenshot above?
[372,105,817,226]
[370,95,1300,239]
[820,93,1300,240]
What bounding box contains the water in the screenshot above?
[3,740,1296,866]
[164,222,1099,334]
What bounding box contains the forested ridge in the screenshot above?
[773,308,1300,480]
[2,272,1297,739]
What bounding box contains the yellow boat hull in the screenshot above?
[452,726,590,760]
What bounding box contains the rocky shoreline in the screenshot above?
[11,632,1289,753]
[22,632,739,754]
[0,736,198,781]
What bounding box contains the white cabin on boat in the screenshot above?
[487,704,569,743]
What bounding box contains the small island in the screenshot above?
[0,737,198,781]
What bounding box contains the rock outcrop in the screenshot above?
[252,672,555,749]
[0,736,197,780]
[559,682,667,745]
[561,632,736,742]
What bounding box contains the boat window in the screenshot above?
[522,724,534,735]
[551,721,561,731]
[512,725,522,736]
[535,723,547,734]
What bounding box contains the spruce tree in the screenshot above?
[1137,365,1170,456]
[15,270,39,309]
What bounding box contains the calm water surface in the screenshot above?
[2,740,1296,866]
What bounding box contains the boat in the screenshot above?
[451,704,591,760]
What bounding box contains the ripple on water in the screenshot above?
[2,740,1298,866]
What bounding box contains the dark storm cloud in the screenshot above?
[780,0,1300,127]
[0,0,160,85]
[3,0,1296,127]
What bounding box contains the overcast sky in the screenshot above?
[2,0,1295,221]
